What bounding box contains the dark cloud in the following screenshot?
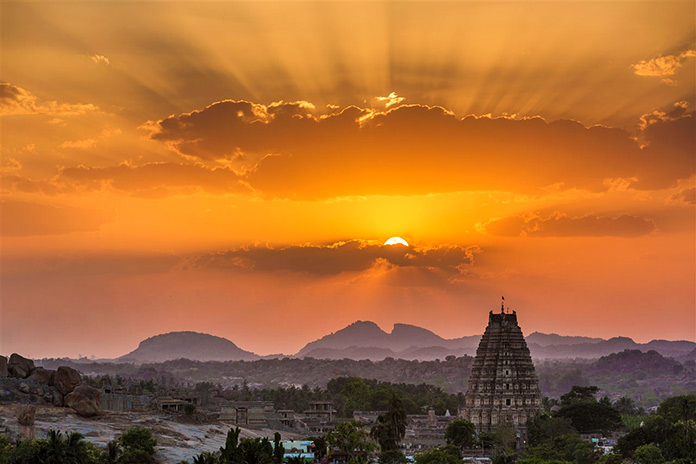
[59,162,249,197]
[194,240,479,275]
[670,187,696,205]
[483,212,656,238]
[1,200,108,237]
[144,100,695,199]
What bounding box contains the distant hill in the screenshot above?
[588,349,684,377]
[295,321,696,361]
[526,332,603,346]
[115,323,696,363]
[118,331,259,363]
[296,321,451,356]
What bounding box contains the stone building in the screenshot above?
[219,401,275,426]
[460,302,542,439]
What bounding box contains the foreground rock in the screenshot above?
[54,366,81,395]
[0,356,7,377]
[65,385,101,417]
[8,353,35,378]
[16,405,36,426]
[28,367,55,385]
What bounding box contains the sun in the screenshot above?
[384,237,409,246]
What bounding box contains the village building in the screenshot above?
[219,401,275,427]
[101,385,152,411]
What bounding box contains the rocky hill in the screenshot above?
[107,323,695,363]
[118,331,259,363]
[296,321,695,361]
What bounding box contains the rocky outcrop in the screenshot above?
[0,356,7,377]
[28,367,55,385]
[8,353,35,379]
[65,385,101,417]
[54,366,81,395]
[16,405,36,426]
[46,388,64,406]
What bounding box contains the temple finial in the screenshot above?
[501,296,505,313]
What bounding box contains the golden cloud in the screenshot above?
[0,82,98,116]
[632,50,696,77]
[144,100,695,199]
[481,212,656,237]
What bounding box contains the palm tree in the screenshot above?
[193,451,220,464]
[103,440,122,464]
[220,427,241,463]
[64,431,90,464]
[371,393,407,452]
[46,430,66,464]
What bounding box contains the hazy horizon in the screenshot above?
[3,315,694,360]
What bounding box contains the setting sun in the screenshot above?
[384,237,409,246]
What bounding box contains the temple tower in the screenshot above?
[461,301,542,439]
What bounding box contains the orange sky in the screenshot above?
[1,0,695,359]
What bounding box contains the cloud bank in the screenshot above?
[482,212,657,238]
[141,100,694,199]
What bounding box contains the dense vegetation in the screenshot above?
[0,427,158,464]
[222,376,463,416]
[41,349,694,409]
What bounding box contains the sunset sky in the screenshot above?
[1,0,695,359]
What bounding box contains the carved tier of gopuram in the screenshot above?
[460,300,542,443]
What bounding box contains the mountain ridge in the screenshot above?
[113,322,696,363]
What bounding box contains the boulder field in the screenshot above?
[0,354,99,418]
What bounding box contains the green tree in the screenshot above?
[414,446,460,464]
[237,437,274,464]
[617,414,696,462]
[0,435,12,464]
[657,395,696,424]
[46,430,66,464]
[184,403,197,415]
[273,432,284,464]
[101,441,122,464]
[220,428,241,463]
[492,422,517,455]
[371,393,407,452]
[556,386,622,434]
[64,432,92,464]
[635,444,665,464]
[527,414,577,447]
[561,386,600,405]
[117,449,156,464]
[119,428,157,456]
[444,418,477,451]
[379,449,407,464]
[327,420,376,459]
[308,435,327,461]
[615,397,641,416]
[193,452,219,464]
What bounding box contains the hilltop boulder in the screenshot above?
[54,366,81,395]
[65,385,101,417]
[0,356,7,377]
[16,405,36,426]
[8,353,35,378]
[28,367,55,385]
